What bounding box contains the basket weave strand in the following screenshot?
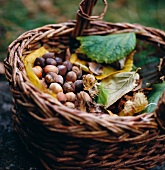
[4,0,165,169]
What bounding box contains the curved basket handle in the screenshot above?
[72,0,108,38]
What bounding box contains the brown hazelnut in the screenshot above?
[77,91,92,102]
[45,58,57,66]
[74,80,83,93]
[66,92,76,102]
[57,92,67,102]
[65,102,75,109]
[45,72,57,84]
[55,57,63,65]
[32,66,42,78]
[44,65,58,74]
[63,82,75,93]
[42,52,55,59]
[63,60,72,71]
[34,57,45,68]
[54,75,64,85]
[49,82,63,94]
[57,65,67,76]
[65,71,77,82]
[72,66,82,79]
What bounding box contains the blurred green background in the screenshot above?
[0,0,165,62]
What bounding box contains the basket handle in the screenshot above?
[72,0,108,38]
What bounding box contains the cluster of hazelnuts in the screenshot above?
[32,52,92,109]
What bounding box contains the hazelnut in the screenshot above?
[57,65,67,76]
[65,102,75,109]
[49,82,63,94]
[57,92,67,102]
[32,66,42,78]
[65,71,77,82]
[54,75,64,85]
[63,82,75,93]
[63,60,72,71]
[34,57,45,68]
[45,72,57,84]
[77,91,92,102]
[44,65,58,74]
[55,57,63,65]
[74,80,83,93]
[66,92,76,102]
[72,66,82,79]
[45,58,57,66]
[42,52,55,59]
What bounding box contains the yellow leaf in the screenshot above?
[70,53,90,73]
[119,92,148,116]
[24,47,48,67]
[120,50,135,72]
[22,47,56,97]
[95,66,117,80]
[96,51,135,80]
[70,53,87,65]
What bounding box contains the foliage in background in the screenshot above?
[0,0,165,61]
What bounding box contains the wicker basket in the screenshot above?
[4,0,165,169]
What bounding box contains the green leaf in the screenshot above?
[96,72,140,108]
[77,32,136,64]
[144,81,165,113]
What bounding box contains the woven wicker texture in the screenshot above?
[4,0,165,169]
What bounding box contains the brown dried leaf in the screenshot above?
[119,92,148,116]
[88,62,103,75]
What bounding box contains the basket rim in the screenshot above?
[4,20,165,142]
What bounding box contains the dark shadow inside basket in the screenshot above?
[4,0,165,169]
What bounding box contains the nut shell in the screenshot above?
[66,92,76,102]
[57,92,67,102]
[65,71,77,82]
[42,52,55,59]
[63,82,75,93]
[45,58,57,66]
[34,57,45,68]
[49,83,63,94]
[32,66,42,78]
[57,65,67,76]
[65,102,75,109]
[44,65,58,74]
